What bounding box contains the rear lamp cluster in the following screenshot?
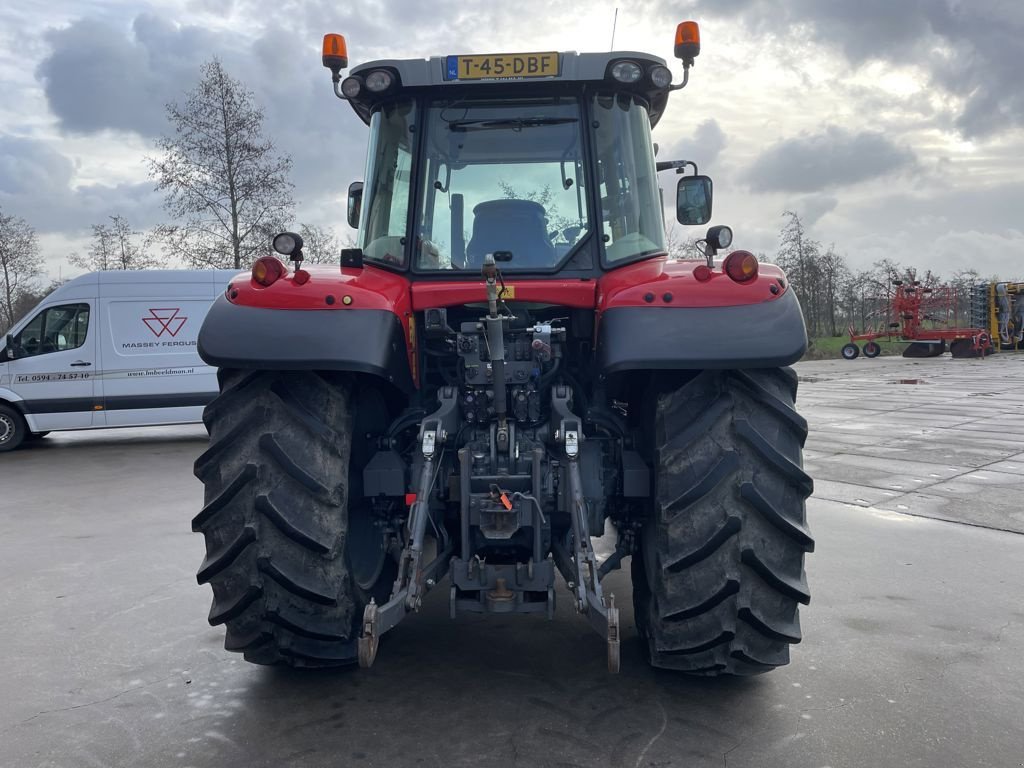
[722,250,759,283]
[252,256,287,287]
[691,253,759,284]
[609,60,675,88]
[340,69,395,99]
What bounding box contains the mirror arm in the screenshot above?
[656,160,698,175]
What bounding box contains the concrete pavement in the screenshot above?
[1,355,1022,767]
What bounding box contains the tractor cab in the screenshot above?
[322,27,710,277]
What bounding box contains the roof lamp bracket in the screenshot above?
[668,64,691,92]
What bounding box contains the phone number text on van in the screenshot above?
[15,372,92,383]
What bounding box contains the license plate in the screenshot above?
[446,52,560,81]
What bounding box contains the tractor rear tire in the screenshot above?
[633,368,814,675]
[193,369,374,667]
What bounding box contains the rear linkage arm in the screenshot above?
[359,388,459,668]
[550,385,621,673]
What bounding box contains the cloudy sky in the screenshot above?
[1,0,1022,281]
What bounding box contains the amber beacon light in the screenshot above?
[674,21,700,65]
[322,34,349,78]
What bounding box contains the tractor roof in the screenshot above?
[346,51,673,128]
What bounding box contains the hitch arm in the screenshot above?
[550,386,621,672]
[359,389,459,668]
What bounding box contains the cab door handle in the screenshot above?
[70,361,92,367]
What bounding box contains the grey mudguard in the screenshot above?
[597,289,807,372]
[198,296,414,393]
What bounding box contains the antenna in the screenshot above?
[610,7,619,50]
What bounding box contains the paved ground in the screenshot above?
[1,354,1023,768]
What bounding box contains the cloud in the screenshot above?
[33,11,374,224]
[37,15,225,137]
[0,136,164,234]
[0,137,73,197]
[745,126,917,193]
[791,194,838,226]
[674,119,728,167]
[678,0,1024,138]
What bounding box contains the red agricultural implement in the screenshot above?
[843,279,992,360]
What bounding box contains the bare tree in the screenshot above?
[0,207,43,331]
[70,215,164,271]
[298,223,340,264]
[776,211,824,336]
[818,244,851,337]
[664,224,699,259]
[11,279,64,325]
[148,59,293,269]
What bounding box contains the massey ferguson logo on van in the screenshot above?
[143,308,188,338]
[121,307,198,350]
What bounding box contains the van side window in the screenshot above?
[13,304,90,358]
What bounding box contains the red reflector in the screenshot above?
[293,269,310,285]
[252,256,286,287]
[405,493,417,506]
[722,250,759,283]
[693,264,712,282]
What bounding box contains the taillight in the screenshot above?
[722,250,758,283]
[252,256,286,287]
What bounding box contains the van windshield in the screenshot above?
[414,98,590,271]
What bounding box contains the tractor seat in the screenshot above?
[465,199,555,268]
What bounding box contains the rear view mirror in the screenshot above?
[676,175,713,225]
[3,334,16,361]
[347,181,364,229]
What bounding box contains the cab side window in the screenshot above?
[13,304,90,358]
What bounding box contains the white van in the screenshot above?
[0,269,238,452]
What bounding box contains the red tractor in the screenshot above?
[193,23,813,674]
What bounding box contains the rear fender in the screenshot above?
[596,257,807,371]
[199,265,416,392]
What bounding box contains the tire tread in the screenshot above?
[194,370,360,667]
[634,367,814,676]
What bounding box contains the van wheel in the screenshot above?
[0,405,27,452]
